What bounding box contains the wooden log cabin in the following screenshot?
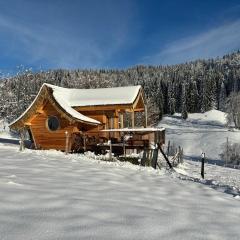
[9,83,165,153]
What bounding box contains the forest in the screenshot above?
[0,51,240,124]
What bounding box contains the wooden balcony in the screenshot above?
[71,127,165,155]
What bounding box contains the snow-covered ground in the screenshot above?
[0,144,239,240]
[159,110,240,161]
[175,160,240,197]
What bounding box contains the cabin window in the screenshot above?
[47,116,60,131]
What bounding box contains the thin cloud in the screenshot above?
[0,13,101,68]
[146,19,240,65]
[0,1,134,69]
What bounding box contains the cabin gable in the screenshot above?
[29,101,75,150]
[28,100,97,150]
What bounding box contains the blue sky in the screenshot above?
[0,0,240,73]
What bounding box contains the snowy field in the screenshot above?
[0,144,240,240]
[160,110,240,161]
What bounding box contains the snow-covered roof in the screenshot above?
[45,83,142,107]
[9,83,143,129]
[51,94,100,124]
[9,84,101,128]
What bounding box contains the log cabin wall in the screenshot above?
[29,101,78,150]
[80,109,122,139]
[80,110,115,139]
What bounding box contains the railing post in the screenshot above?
[123,133,126,157]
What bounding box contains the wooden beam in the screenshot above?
[29,126,37,149]
[114,110,119,129]
[145,105,148,128]
[131,108,145,112]
[120,113,124,128]
[133,90,145,110]
[75,104,133,112]
[36,109,44,114]
[131,111,135,128]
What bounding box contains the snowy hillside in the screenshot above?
[0,144,239,240]
[159,110,240,161]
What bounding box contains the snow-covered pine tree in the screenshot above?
[226,92,240,129]
[167,82,176,115]
[181,83,188,119]
[1,51,240,122]
[219,81,227,111]
[188,80,199,112]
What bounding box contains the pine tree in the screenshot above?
[181,84,188,119]
[219,81,227,111]
[188,80,199,112]
[167,82,176,115]
[1,51,240,122]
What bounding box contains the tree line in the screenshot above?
[0,51,240,125]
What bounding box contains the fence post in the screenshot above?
[151,144,158,169]
[201,152,205,179]
[167,140,170,156]
[226,137,229,165]
[19,139,24,151]
[181,147,184,163]
[19,130,25,151]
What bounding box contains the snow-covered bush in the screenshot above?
[226,92,240,129]
[220,141,240,165]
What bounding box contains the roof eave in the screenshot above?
[9,84,100,130]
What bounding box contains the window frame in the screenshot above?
[46,115,60,132]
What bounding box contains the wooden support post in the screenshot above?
[108,140,112,161]
[65,131,69,154]
[145,105,148,128]
[131,111,135,128]
[83,134,86,152]
[120,113,124,128]
[114,110,119,139]
[123,133,126,157]
[114,110,119,129]
[141,147,147,166]
[159,145,173,169]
